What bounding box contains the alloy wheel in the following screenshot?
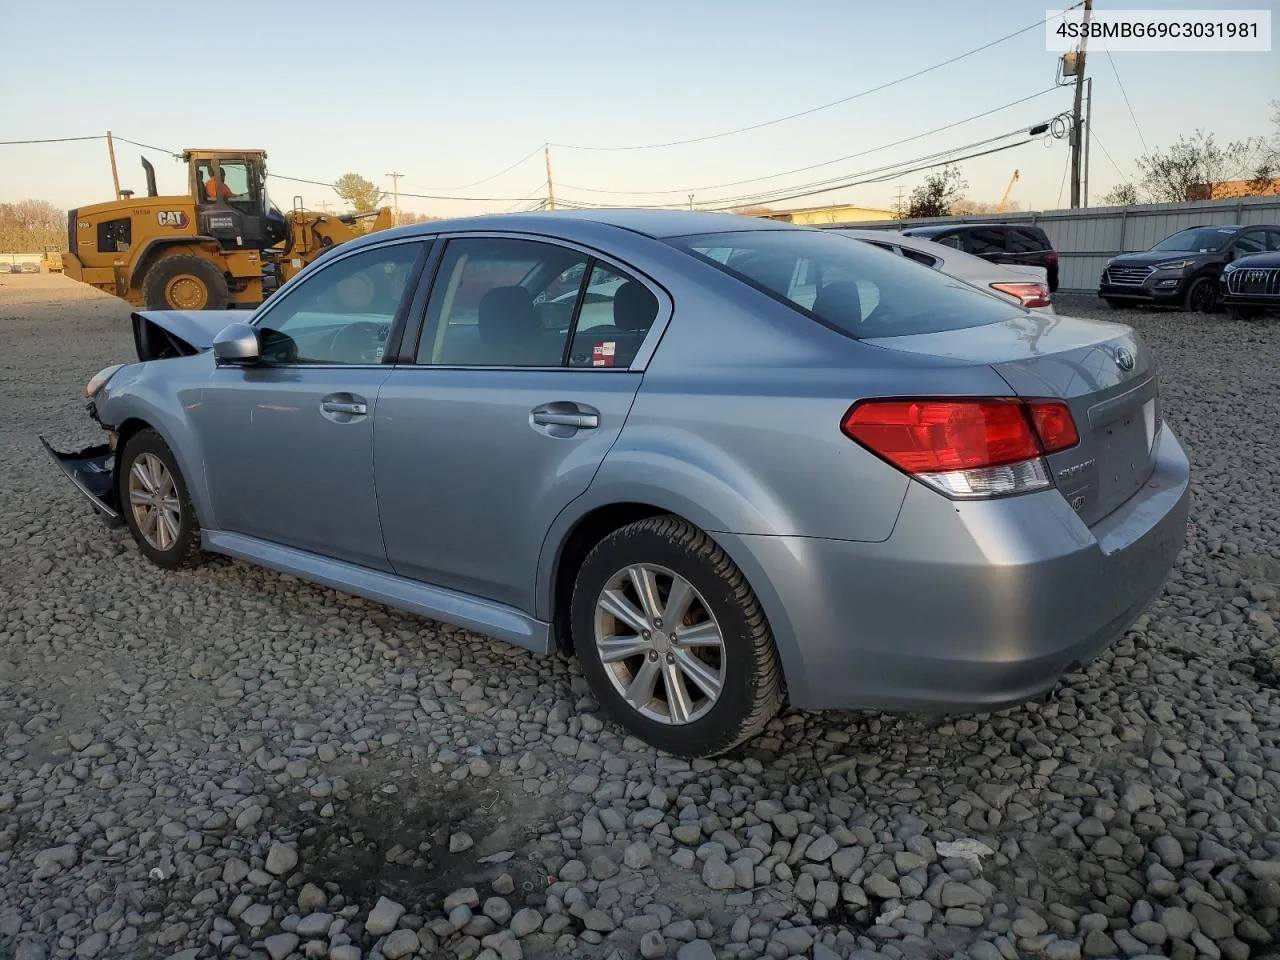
[128,452,181,551]
[592,563,727,725]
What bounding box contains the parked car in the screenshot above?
[6,263,22,273]
[833,228,1054,313]
[20,261,40,274]
[42,210,1190,758]
[897,222,1059,291]
[1221,249,1280,320]
[1098,223,1280,312]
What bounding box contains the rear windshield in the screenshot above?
[666,230,1021,339]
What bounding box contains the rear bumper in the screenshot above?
[39,436,123,528]
[720,425,1190,712]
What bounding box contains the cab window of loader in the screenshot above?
[220,163,251,200]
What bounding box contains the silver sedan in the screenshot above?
[44,209,1190,758]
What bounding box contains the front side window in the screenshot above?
[1150,227,1236,253]
[254,241,422,364]
[668,229,1021,339]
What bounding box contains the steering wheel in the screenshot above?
[329,321,389,363]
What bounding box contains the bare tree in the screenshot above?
[1136,130,1257,202]
[0,200,64,254]
[906,165,967,219]
[1100,182,1139,206]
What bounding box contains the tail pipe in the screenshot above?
[141,157,158,197]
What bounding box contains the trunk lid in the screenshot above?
[865,312,1159,525]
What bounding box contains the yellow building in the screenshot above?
[757,203,898,225]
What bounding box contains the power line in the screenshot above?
[702,123,1049,209]
[706,138,1039,210]
[1057,149,1071,207]
[555,87,1066,197]
[1104,48,1150,156]
[0,135,104,145]
[550,3,1083,152]
[404,144,547,192]
[113,136,181,157]
[1088,130,1129,179]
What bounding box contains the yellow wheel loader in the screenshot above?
[63,149,394,309]
[41,246,65,273]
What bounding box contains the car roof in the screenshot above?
[346,208,799,248]
[902,222,1040,236]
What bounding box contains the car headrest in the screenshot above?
[612,280,659,331]
[478,286,539,347]
[813,280,863,327]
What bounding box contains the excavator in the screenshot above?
[63,148,394,310]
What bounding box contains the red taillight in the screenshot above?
[1027,399,1078,452]
[990,281,1051,308]
[1045,251,1059,263]
[842,397,1079,498]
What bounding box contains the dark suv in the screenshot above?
[1098,224,1280,312]
[900,223,1059,291]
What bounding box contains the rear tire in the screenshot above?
[117,429,204,570]
[142,254,230,311]
[570,515,785,758]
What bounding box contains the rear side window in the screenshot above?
[962,228,1007,255]
[1007,228,1048,253]
[667,230,1020,339]
[899,246,939,268]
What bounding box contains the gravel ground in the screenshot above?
[1,273,1278,960]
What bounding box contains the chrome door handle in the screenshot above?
[322,400,367,415]
[532,411,598,429]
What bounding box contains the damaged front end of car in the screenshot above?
[41,308,232,528]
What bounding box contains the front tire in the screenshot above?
[118,429,203,569]
[142,254,230,311]
[571,515,785,758]
[1183,275,1219,314]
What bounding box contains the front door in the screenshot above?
[374,236,664,617]
[195,238,427,571]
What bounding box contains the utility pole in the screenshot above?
[317,200,334,214]
[106,130,121,200]
[544,146,556,211]
[1082,76,1093,207]
[894,185,905,218]
[688,194,694,211]
[1069,0,1093,208]
[385,172,403,225]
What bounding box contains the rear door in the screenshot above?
[373,235,667,619]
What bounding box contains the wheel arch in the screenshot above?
[102,392,213,530]
[130,237,222,291]
[537,493,808,706]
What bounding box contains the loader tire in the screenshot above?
[142,255,230,311]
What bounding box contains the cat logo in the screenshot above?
[156,211,190,228]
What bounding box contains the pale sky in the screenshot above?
[2,0,1277,218]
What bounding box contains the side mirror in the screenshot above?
[212,323,260,365]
